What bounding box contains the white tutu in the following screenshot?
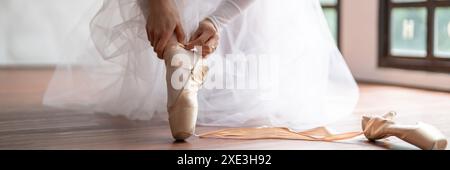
[43,0,359,130]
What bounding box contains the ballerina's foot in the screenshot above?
[164,41,208,141]
[168,90,198,141]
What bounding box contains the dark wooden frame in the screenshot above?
[322,0,341,48]
[379,0,450,73]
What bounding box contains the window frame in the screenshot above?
[321,0,341,48]
[379,0,450,73]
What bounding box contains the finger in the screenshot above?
[186,33,211,50]
[202,47,211,57]
[202,36,219,58]
[207,34,219,47]
[153,36,163,59]
[156,31,172,55]
[189,29,202,43]
[201,46,214,58]
[150,31,156,47]
[175,23,186,43]
[146,26,156,47]
[146,26,152,42]
[156,50,164,60]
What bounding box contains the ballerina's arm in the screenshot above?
[206,0,255,32]
[185,0,255,57]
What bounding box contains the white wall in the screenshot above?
[0,0,100,65]
[341,0,450,91]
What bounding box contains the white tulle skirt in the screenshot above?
[43,0,359,130]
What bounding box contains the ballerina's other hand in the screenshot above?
[146,0,186,59]
[185,19,219,58]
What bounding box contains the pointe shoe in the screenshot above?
[362,112,448,150]
[164,44,208,141]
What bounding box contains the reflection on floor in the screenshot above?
[0,69,449,150]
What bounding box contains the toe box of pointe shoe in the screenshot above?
[173,131,193,141]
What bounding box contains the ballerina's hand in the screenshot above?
[185,19,219,58]
[146,0,186,59]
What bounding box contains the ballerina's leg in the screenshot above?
[163,35,207,141]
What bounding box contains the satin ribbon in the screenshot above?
[198,127,363,142]
[198,112,448,150]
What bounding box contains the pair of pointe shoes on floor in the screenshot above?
[162,44,447,150]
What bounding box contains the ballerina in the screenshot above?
[43,0,360,140]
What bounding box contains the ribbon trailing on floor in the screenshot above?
[198,126,363,142]
[197,112,448,150]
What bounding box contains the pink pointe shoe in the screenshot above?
[164,44,208,141]
[362,112,447,150]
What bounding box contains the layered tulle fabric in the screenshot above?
[44,0,359,130]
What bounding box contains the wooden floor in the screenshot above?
[1,69,449,150]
